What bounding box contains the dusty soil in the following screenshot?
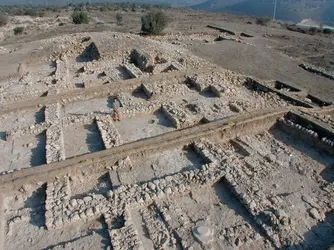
[0,6,333,250]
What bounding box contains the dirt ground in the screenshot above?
[0,6,333,250]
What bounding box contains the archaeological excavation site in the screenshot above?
[0,27,333,250]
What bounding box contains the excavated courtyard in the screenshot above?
[0,30,333,250]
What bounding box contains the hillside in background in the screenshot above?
[191,0,334,25]
[0,0,333,25]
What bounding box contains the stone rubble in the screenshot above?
[129,48,154,71]
[106,210,144,250]
[45,103,61,122]
[299,63,334,80]
[46,125,66,164]
[96,116,122,149]
[162,102,192,129]
[39,134,334,248]
[219,223,261,247]
[45,177,72,229]
[140,205,177,249]
[55,58,70,87]
[122,63,143,78]
[279,116,334,148]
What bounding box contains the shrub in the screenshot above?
[24,8,39,17]
[99,6,108,12]
[116,13,123,26]
[308,27,317,35]
[141,10,168,35]
[71,11,89,24]
[13,8,25,16]
[256,17,271,26]
[14,27,24,35]
[0,13,8,27]
[38,11,46,17]
[323,28,332,34]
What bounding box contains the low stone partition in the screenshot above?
[46,125,66,164]
[186,74,211,92]
[107,210,144,250]
[210,84,225,97]
[55,58,69,86]
[110,162,223,210]
[45,177,72,229]
[129,48,153,71]
[192,139,223,164]
[278,116,334,153]
[117,92,160,118]
[162,61,184,73]
[45,103,61,122]
[244,78,315,108]
[207,25,236,35]
[122,63,143,78]
[224,165,298,248]
[162,102,191,129]
[141,82,154,98]
[140,205,176,249]
[43,154,223,231]
[7,114,95,140]
[299,63,334,80]
[96,117,122,149]
[6,122,50,140]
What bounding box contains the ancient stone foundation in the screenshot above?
[96,117,122,148]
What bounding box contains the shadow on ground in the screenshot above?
[279,211,334,249]
[271,127,334,167]
[24,184,46,228]
[30,132,46,167]
[153,110,174,128]
[85,123,104,153]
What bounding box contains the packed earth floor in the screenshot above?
[0,13,334,250]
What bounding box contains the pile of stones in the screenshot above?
[46,125,65,163]
[45,103,60,122]
[219,223,261,247]
[299,63,334,80]
[96,117,122,149]
[162,102,191,129]
[123,63,143,78]
[45,178,72,229]
[140,205,176,249]
[107,210,144,250]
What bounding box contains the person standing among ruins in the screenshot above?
[112,98,121,121]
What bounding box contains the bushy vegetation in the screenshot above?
[24,8,39,17]
[0,13,8,27]
[323,28,332,34]
[13,26,24,35]
[256,16,271,26]
[71,11,89,24]
[116,13,123,26]
[141,10,168,35]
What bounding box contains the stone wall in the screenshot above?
[162,102,191,129]
[107,210,144,250]
[123,63,143,78]
[55,58,69,86]
[129,48,153,71]
[46,125,66,164]
[96,117,122,149]
[45,103,61,122]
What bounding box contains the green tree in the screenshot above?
[14,27,24,35]
[141,10,168,35]
[256,17,271,26]
[71,11,89,24]
[116,13,123,26]
[0,13,8,27]
[323,28,332,34]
